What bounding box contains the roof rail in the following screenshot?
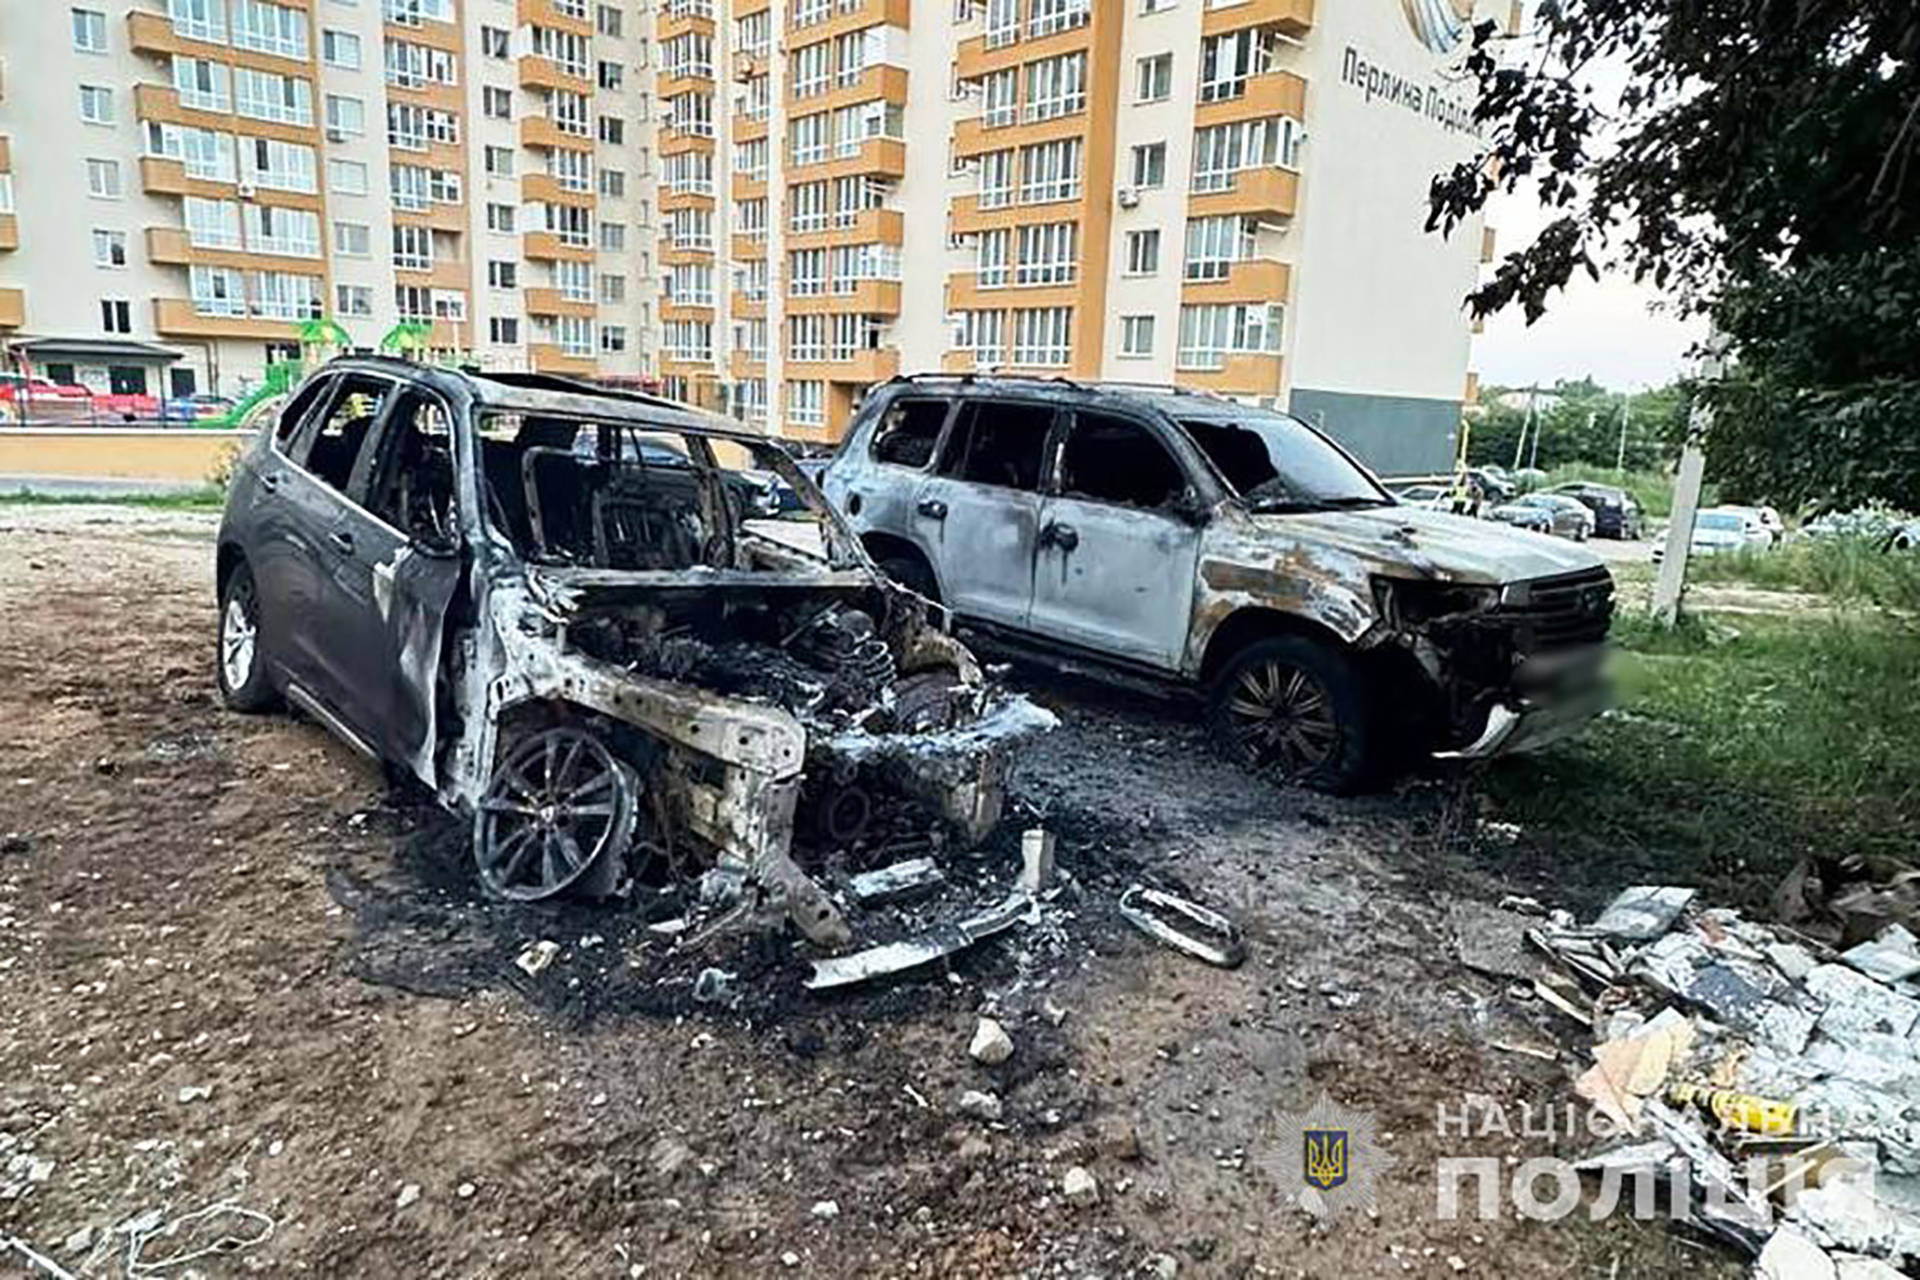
[887,370,1096,391]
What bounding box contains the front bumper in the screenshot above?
[1436,645,1612,760]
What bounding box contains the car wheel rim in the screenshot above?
[1225,659,1340,778]
[221,597,256,691]
[476,728,634,901]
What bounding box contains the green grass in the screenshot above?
[1478,608,1920,911]
[1684,539,1920,613]
[0,486,225,510]
[1534,463,1708,519]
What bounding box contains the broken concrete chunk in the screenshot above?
[1592,886,1697,942]
[692,968,736,1005]
[1768,941,1818,983]
[957,1089,1003,1122]
[1062,1166,1099,1207]
[1806,965,1920,1044]
[1756,1226,1838,1280]
[968,1018,1013,1066]
[1841,927,1920,986]
[848,857,945,906]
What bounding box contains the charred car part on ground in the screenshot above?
[824,375,1615,792]
[212,358,1050,947]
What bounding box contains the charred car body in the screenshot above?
[213,359,1047,944]
[824,375,1614,792]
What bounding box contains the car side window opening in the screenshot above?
[366,392,458,552]
[273,374,336,449]
[870,399,950,469]
[937,400,1052,491]
[1177,413,1388,511]
[297,375,393,496]
[1058,412,1185,510]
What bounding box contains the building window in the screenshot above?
[336,284,373,317]
[787,380,825,428]
[1178,302,1283,370]
[1019,139,1082,204]
[598,115,625,145]
[1200,29,1276,103]
[91,229,127,268]
[1028,0,1090,38]
[72,8,108,53]
[484,260,515,289]
[599,222,626,252]
[982,68,1019,129]
[489,316,520,345]
[599,325,627,354]
[484,146,514,177]
[1184,214,1256,281]
[1120,315,1155,357]
[326,95,366,137]
[483,86,513,119]
[323,29,361,69]
[1135,54,1172,103]
[977,150,1015,209]
[101,299,132,334]
[1014,222,1077,286]
[1012,307,1072,366]
[1141,0,1175,11]
[600,274,626,304]
[597,5,623,37]
[78,85,114,124]
[328,158,369,195]
[1193,118,1299,191]
[1131,143,1166,189]
[958,309,1006,363]
[1023,53,1087,123]
[487,203,517,233]
[1125,229,1160,276]
[85,158,122,199]
[598,61,623,91]
[333,221,371,256]
[233,0,308,59]
[481,25,509,58]
[392,225,434,271]
[173,58,231,112]
[598,168,626,198]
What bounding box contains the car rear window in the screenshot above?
[869,398,949,469]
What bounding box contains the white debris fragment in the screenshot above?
[515,940,560,977]
[176,1085,213,1104]
[781,1250,801,1267]
[957,1090,1003,1122]
[809,1199,839,1220]
[456,1182,477,1200]
[1592,886,1697,942]
[1758,1226,1839,1280]
[1061,1166,1099,1207]
[1020,828,1056,894]
[395,1184,421,1211]
[968,1017,1013,1065]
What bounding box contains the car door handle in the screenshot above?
[917,498,948,520]
[259,472,282,494]
[1041,521,1079,552]
[327,530,355,556]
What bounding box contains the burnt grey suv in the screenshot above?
[822,375,1614,791]
[214,359,1045,943]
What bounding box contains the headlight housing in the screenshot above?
[1372,577,1501,627]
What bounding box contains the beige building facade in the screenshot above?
[0,0,1499,469]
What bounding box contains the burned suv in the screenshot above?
[213,359,1047,945]
[823,376,1614,791]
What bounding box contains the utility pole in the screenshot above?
[1651,351,1722,626]
[1512,385,1535,471]
[1615,392,1632,473]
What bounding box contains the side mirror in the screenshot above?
[1171,489,1212,526]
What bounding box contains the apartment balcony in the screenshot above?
[520,173,594,208]
[1464,370,1481,406]
[659,300,716,322]
[727,172,765,202]
[1179,259,1293,306]
[730,291,766,318]
[733,115,769,144]
[139,157,191,196]
[1194,70,1308,129]
[1188,166,1300,220]
[728,350,764,381]
[952,111,1083,160]
[126,10,184,57]
[786,208,904,251]
[785,347,901,386]
[0,288,22,329]
[945,273,1079,312]
[530,343,596,376]
[1178,352,1284,396]
[0,137,11,172]
[1199,0,1315,38]
[526,288,594,318]
[659,129,717,157]
[394,259,469,291]
[656,7,716,40]
[788,138,906,182]
[662,187,719,212]
[135,82,312,144]
[956,22,1093,83]
[153,298,298,341]
[393,201,468,233]
[519,116,594,152]
[0,215,15,253]
[950,194,1088,236]
[789,0,910,42]
[787,281,902,316]
[730,234,766,260]
[660,244,716,266]
[786,64,908,112]
[522,231,594,262]
[145,226,191,265]
[519,55,592,95]
[656,71,715,101]
[517,0,594,38]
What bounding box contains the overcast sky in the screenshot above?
[1469,193,1709,393]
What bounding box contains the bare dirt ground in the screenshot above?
[0,503,1738,1278]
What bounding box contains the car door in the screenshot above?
[910,397,1056,628]
[1028,408,1203,670]
[323,387,465,779]
[277,371,400,729]
[244,373,339,677]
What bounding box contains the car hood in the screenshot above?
[1244,504,1605,585]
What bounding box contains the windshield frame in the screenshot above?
[1171,406,1394,514]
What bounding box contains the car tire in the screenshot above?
[1207,635,1375,794]
[216,562,278,712]
[878,553,940,604]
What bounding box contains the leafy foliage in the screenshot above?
[1433,0,1920,509]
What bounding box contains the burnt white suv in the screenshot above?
[822,376,1614,791]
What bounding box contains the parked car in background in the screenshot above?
[1547,481,1645,539]
[1714,505,1778,548]
[162,393,237,423]
[1469,468,1517,505]
[1504,493,1596,540]
[1484,499,1556,535]
[1652,508,1752,562]
[1391,482,1453,511]
[824,375,1615,792]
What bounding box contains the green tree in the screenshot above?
[1430,0,1920,509]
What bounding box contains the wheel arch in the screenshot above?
[1196,606,1355,686]
[860,531,940,595]
[215,540,246,597]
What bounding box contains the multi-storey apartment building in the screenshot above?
[0,0,1500,471]
[0,0,660,401]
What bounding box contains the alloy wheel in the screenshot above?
[475,728,635,901]
[1224,659,1340,778]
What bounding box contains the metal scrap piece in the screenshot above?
[848,857,945,906]
[1119,884,1246,969]
[805,888,1031,991]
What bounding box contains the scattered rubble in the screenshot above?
[1062,1166,1100,1207]
[958,1090,1004,1122]
[1532,881,1920,1270]
[968,1018,1014,1066]
[514,940,560,977]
